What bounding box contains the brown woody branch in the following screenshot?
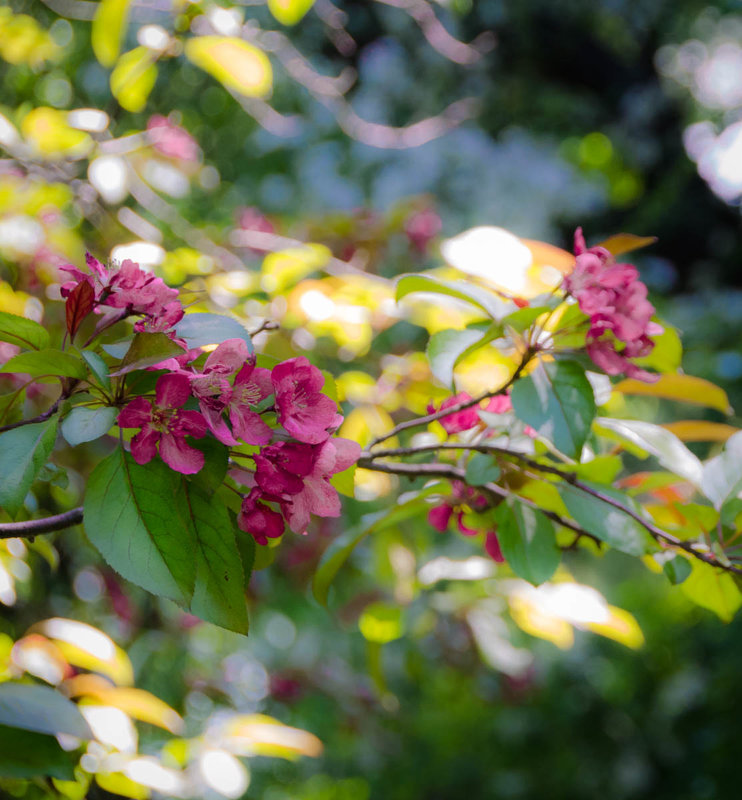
[0,507,83,540]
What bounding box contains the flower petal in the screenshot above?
[155,372,191,409]
[159,432,205,474]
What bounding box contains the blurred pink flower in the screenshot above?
[118,373,207,474]
[405,207,442,253]
[147,115,199,162]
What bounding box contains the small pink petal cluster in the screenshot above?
[147,115,200,163]
[60,253,183,333]
[427,392,512,435]
[117,343,360,545]
[428,481,505,563]
[564,228,661,382]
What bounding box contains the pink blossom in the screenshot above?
[189,339,273,446]
[428,504,453,532]
[147,115,199,162]
[237,488,284,545]
[485,394,512,414]
[253,438,360,534]
[564,227,660,382]
[427,393,480,434]
[117,373,207,474]
[272,357,342,444]
[61,254,183,334]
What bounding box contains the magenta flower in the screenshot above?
[428,504,453,531]
[485,531,505,563]
[253,438,360,534]
[427,393,480,434]
[117,373,207,474]
[237,488,284,545]
[272,357,342,444]
[564,227,660,383]
[189,339,273,446]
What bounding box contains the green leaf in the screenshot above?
[396,274,511,320]
[268,0,316,25]
[188,438,229,494]
[101,340,132,359]
[0,311,49,350]
[83,449,197,605]
[511,360,596,458]
[701,431,742,510]
[680,560,742,621]
[633,324,682,373]
[182,483,249,634]
[557,482,655,556]
[0,419,58,516]
[426,324,502,388]
[184,36,272,98]
[661,554,692,585]
[502,305,551,333]
[91,0,131,67]
[81,350,111,390]
[111,332,185,376]
[0,683,91,739]
[465,453,501,486]
[595,417,703,488]
[0,726,75,779]
[1,349,86,380]
[61,406,117,446]
[235,527,256,594]
[495,501,560,585]
[110,47,157,113]
[174,313,254,351]
[313,487,441,606]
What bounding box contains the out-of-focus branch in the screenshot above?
[313,0,357,56]
[375,0,495,65]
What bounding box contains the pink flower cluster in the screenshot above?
[147,115,199,163]
[564,228,661,382]
[117,343,360,545]
[61,253,183,333]
[427,392,513,435]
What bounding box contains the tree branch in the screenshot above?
[368,354,531,449]
[0,508,83,539]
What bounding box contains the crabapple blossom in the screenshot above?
[117,373,207,474]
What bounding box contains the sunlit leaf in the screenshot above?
[2,349,87,379]
[701,431,742,510]
[663,420,738,443]
[585,605,645,648]
[185,36,272,98]
[110,47,158,113]
[220,714,323,759]
[396,273,511,320]
[596,417,703,488]
[268,0,316,25]
[21,107,92,159]
[359,602,404,644]
[35,618,134,686]
[615,374,733,414]
[680,560,742,621]
[426,324,502,388]
[92,0,131,67]
[593,233,657,256]
[110,332,185,375]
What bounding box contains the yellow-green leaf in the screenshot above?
[184,36,272,98]
[110,48,158,113]
[615,374,733,415]
[92,0,131,68]
[594,233,657,257]
[680,560,742,622]
[268,0,316,25]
